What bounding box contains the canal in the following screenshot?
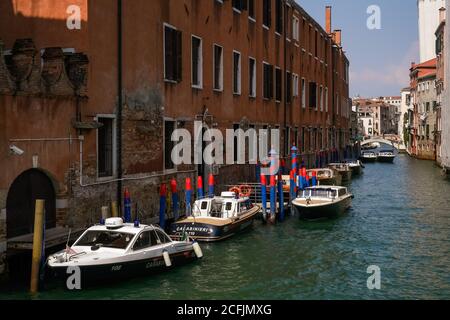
[1,154,450,299]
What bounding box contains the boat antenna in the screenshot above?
[64,228,72,262]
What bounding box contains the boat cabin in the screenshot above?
[192,192,252,219]
[300,186,349,200]
[71,219,172,252]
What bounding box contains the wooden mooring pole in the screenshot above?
[30,199,45,294]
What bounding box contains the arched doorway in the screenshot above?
[6,169,56,239]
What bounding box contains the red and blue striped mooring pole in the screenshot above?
[277,171,285,222]
[124,188,132,223]
[159,184,167,229]
[197,176,204,199]
[185,178,192,217]
[208,174,215,198]
[260,174,267,222]
[312,171,318,187]
[305,173,310,188]
[290,169,296,202]
[301,167,308,190]
[170,178,179,221]
[270,175,276,221]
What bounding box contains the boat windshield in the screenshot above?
[74,230,134,249]
[303,189,336,198]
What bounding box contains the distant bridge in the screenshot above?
[361,136,401,149]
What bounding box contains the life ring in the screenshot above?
[229,186,241,197]
[239,185,253,197]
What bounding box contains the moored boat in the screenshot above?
[345,160,364,176]
[292,186,353,220]
[307,168,342,186]
[360,151,378,163]
[377,150,396,163]
[327,163,352,183]
[169,190,260,242]
[47,218,202,286]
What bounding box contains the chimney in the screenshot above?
[334,29,342,46]
[439,7,446,23]
[325,6,332,34]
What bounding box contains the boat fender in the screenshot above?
[192,242,203,259]
[163,250,172,267]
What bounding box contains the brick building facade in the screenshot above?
[408,58,437,160]
[0,0,351,275]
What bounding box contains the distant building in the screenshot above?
[435,7,446,165]
[409,58,438,160]
[441,1,450,171]
[400,88,412,149]
[418,0,446,63]
[353,98,397,137]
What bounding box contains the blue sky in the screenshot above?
[298,0,419,97]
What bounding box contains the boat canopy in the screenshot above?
[193,196,252,219]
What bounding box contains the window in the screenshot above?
[248,0,255,20]
[263,0,271,28]
[275,0,283,34]
[133,231,153,251]
[249,57,256,98]
[325,87,328,112]
[301,127,306,152]
[275,67,282,102]
[154,230,171,244]
[309,82,317,109]
[164,24,182,82]
[232,0,245,12]
[286,71,292,104]
[191,35,203,88]
[233,123,240,162]
[301,78,306,108]
[293,16,300,41]
[213,44,223,91]
[263,62,273,99]
[233,51,241,95]
[319,86,323,111]
[75,231,133,249]
[293,74,299,97]
[98,116,115,178]
[164,120,176,170]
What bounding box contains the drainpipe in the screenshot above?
[117,0,123,210]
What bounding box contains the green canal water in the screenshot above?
[1,154,450,300]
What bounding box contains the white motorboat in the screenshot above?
[327,163,352,183]
[169,190,260,242]
[377,150,396,163]
[47,218,203,285]
[292,186,353,220]
[345,160,364,176]
[360,151,378,163]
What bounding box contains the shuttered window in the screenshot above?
[164,24,182,82]
[263,0,271,28]
[263,63,273,100]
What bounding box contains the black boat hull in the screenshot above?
[361,157,377,163]
[377,156,395,163]
[294,197,352,220]
[169,210,259,242]
[47,249,198,287]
